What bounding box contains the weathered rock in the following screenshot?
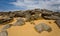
[30,21,35,25]
[41,24,52,32]
[13,18,25,26]
[34,23,52,33]
[14,11,25,17]
[25,13,32,22]
[8,12,15,18]
[2,24,12,30]
[34,24,44,33]
[0,30,8,36]
[41,13,60,20]
[33,14,40,20]
[55,20,60,28]
[0,17,13,24]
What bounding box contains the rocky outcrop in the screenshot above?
[0,9,60,34]
[0,16,13,24]
[0,9,60,24]
[13,17,25,26]
[41,13,60,20]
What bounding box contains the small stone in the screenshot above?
[30,21,35,25]
[0,30,8,36]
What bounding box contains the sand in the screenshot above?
[0,18,60,36]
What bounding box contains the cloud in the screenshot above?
[10,0,60,11]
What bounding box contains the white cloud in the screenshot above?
[10,0,60,11]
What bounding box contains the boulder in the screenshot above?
[0,17,13,24]
[0,30,8,36]
[32,14,41,20]
[34,23,52,33]
[55,20,60,28]
[13,18,25,26]
[41,13,60,20]
[2,24,12,30]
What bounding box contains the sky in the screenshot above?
[0,0,60,12]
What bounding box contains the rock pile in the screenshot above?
[0,9,60,23]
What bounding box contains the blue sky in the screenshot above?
[0,0,60,12]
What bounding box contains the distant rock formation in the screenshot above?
[0,9,60,28]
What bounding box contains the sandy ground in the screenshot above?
[0,18,60,36]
